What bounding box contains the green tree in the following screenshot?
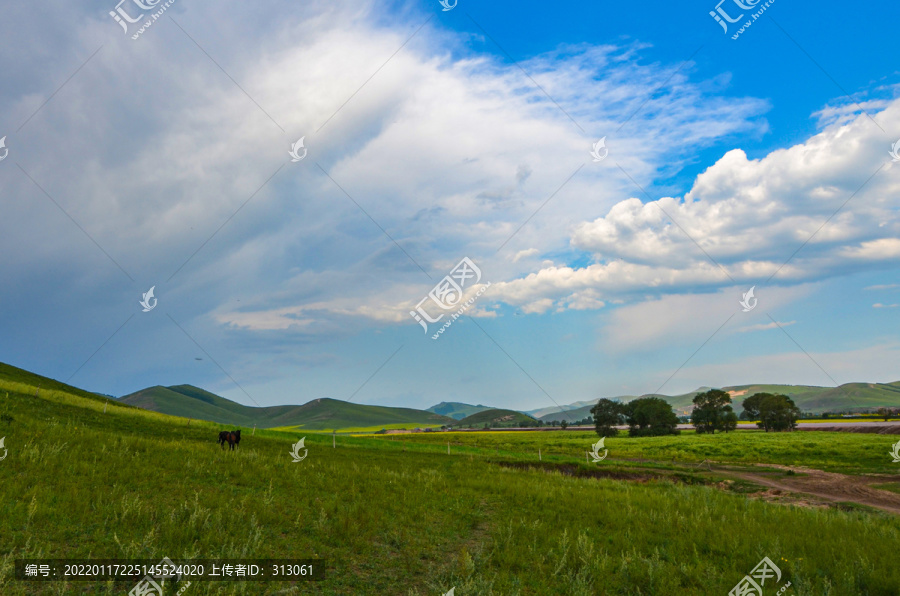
[622,397,679,437]
[740,392,769,425]
[560,420,568,430]
[691,389,736,434]
[877,407,894,422]
[742,393,800,431]
[591,398,623,437]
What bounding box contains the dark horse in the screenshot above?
[218,429,241,450]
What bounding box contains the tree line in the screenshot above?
[590,390,801,437]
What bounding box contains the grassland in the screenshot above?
[1,366,899,594]
[372,429,900,474]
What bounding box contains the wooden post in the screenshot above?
[539,448,541,461]
[103,401,108,414]
[333,431,336,448]
[447,441,450,455]
[252,425,256,436]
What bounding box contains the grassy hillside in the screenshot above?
[119,385,260,426]
[0,361,132,408]
[120,385,454,430]
[456,408,536,427]
[1,364,899,594]
[426,401,494,420]
[264,397,455,431]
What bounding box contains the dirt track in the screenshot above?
[714,464,900,514]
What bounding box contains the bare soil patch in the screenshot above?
[495,459,900,515]
[714,464,900,514]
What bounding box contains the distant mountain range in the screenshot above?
[426,402,494,420]
[101,379,900,428]
[119,385,454,430]
[4,358,896,431]
[528,382,900,423]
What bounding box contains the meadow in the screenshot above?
[371,428,900,475]
[1,377,899,594]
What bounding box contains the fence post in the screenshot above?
[103,401,108,414]
[333,431,336,448]
[447,441,450,455]
[252,425,256,436]
[539,448,541,461]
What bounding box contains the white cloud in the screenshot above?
[873,303,899,308]
[493,99,900,313]
[737,320,796,333]
[512,248,539,263]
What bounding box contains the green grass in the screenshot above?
[872,483,900,495]
[370,429,900,475]
[1,368,900,594]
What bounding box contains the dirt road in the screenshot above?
[714,464,900,514]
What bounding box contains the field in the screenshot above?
[372,428,900,474]
[2,374,900,594]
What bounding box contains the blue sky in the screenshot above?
[0,0,897,412]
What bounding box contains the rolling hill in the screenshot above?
[455,408,537,427]
[426,402,495,420]
[0,361,135,408]
[119,385,455,430]
[536,382,900,422]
